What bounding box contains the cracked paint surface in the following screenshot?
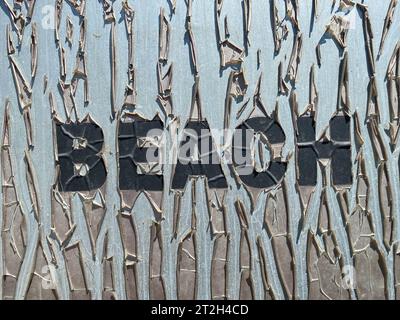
[0,0,400,300]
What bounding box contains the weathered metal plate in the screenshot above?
[0,0,399,300]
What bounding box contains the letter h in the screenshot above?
[296,115,352,186]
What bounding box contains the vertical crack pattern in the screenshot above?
[1,0,400,300]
